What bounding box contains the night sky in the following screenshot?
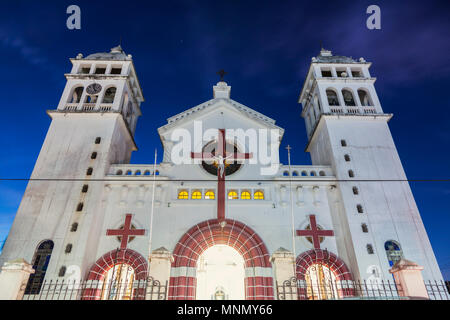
[0,0,449,278]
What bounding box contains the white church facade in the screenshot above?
[0,46,445,300]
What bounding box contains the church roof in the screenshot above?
[312,48,363,64]
[84,45,129,61]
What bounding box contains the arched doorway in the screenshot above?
[169,219,274,300]
[83,248,148,300]
[196,245,245,300]
[296,249,354,300]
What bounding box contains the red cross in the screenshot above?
[296,215,334,249]
[191,129,252,222]
[106,214,145,250]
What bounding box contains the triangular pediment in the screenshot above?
[158,98,283,136]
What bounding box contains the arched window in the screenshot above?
[319,171,325,176]
[76,202,84,212]
[144,170,151,175]
[301,171,308,176]
[205,190,215,200]
[352,186,359,195]
[344,154,351,162]
[283,171,289,176]
[86,167,93,176]
[342,89,356,106]
[95,137,101,144]
[341,139,347,147]
[228,190,238,200]
[348,170,354,178]
[254,190,264,200]
[192,190,202,199]
[91,152,97,159]
[178,190,189,199]
[68,86,84,103]
[135,170,141,176]
[361,223,368,233]
[126,170,132,175]
[116,170,123,175]
[358,89,373,106]
[384,241,403,267]
[367,244,374,254]
[102,87,117,104]
[241,190,251,200]
[82,185,88,193]
[292,171,299,176]
[326,89,339,106]
[25,240,54,294]
[310,171,316,176]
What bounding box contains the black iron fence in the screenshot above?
[22,276,167,300]
[276,277,450,300]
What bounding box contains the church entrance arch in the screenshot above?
[169,219,274,300]
[296,249,354,300]
[82,248,148,300]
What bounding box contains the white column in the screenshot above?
[148,248,173,300]
[0,259,35,300]
[271,249,297,300]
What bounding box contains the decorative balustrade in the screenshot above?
[328,106,377,115]
[99,104,113,112]
[82,104,96,111]
[64,103,78,111]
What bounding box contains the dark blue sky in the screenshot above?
[0,0,449,278]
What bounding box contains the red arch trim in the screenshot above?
[82,248,148,300]
[296,249,354,299]
[169,219,274,300]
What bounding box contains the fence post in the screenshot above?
[389,259,428,300]
[0,259,35,300]
[148,247,173,300]
[271,248,297,300]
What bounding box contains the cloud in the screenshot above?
[0,29,52,70]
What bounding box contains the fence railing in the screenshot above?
[22,277,167,300]
[276,277,450,300]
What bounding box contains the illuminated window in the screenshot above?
[192,190,202,199]
[205,190,215,200]
[254,190,264,200]
[178,190,188,199]
[228,190,238,200]
[241,190,251,200]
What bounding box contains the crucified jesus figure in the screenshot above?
[214,154,233,178]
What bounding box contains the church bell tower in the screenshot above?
[298,49,443,282]
[0,46,144,283]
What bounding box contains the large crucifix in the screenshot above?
[106,214,146,250]
[296,215,334,249]
[191,129,252,222]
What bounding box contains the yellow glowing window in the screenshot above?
[205,190,215,200]
[254,190,264,200]
[178,190,189,199]
[241,191,251,200]
[192,190,202,199]
[228,190,238,200]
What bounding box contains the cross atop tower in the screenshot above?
[216,69,227,81]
